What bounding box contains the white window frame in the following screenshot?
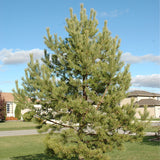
[6,103,10,114]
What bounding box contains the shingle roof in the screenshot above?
[128,90,160,97]
[135,99,160,106]
[1,92,14,102]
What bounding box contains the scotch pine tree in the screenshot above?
[13,4,148,160]
[0,92,6,121]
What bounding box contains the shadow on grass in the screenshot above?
[142,136,160,146]
[0,121,5,123]
[11,154,59,160]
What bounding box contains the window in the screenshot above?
[6,103,10,113]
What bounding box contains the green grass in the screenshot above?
[0,121,37,131]
[144,125,160,132]
[151,118,160,121]
[0,134,47,160]
[108,136,160,160]
[0,134,159,160]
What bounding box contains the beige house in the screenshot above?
[121,90,160,118]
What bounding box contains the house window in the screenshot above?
[7,103,10,113]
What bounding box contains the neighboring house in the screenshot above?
[121,90,160,118]
[1,92,16,117]
[1,92,41,118]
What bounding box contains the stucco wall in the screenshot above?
[135,107,155,118]
[155,106,160,118]
[120,98,133,106]
[120,97,156,118]
[137,96,157,101]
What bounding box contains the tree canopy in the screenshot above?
[13,4,148,160]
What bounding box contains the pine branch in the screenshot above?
[96,82,110,110]
[82,74,88,100]
[45,118,77,130]
[83,138,108,144]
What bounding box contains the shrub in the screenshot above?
[0,92,6,121]
[15,105,21,120]
[23,111,35,122]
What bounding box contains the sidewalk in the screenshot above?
[0,129,156,137]
[0,129,40,137]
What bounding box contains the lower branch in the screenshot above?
[44,117,77,130]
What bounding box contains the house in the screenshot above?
[1,92,16,118]
[1,92,41,118]
[121,90,160,118]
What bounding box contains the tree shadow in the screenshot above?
[142,136,160,146]
[11,153,59,160]
[0,121,5,123]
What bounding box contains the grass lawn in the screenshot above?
[0,134,47,160]
[144,125,160,132]
[108,136,160,160]
[0,134,159,160]
[0,121,37,131]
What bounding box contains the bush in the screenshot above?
[23,111,35,122]
[15,105,21,120]
[0,92,6,122]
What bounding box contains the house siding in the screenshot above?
[135,107,155,118]
[120,98,132,106]
[137,96,157,101]
[155,106,160,118]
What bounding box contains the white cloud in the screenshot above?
[0,81,13,84]
[131,74,160,88]
[0,48,44,65]
[99,9,129,18]
[121,52,160,65]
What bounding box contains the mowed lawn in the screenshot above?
[0,121,37,131]
[0,134,46,160]
[0,134,159,160]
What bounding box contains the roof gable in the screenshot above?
[135,99,160,106]
[1,92,14,102]
[128,90,160,97]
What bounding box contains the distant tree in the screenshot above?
[0,92,6,121]
[15,104,21,120]
[13,4,148,160]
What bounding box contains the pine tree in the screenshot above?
[13,4,148,160]
[0,92,6,121]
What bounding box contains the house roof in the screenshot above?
[135,99,160,106]
[128,90,160,97]
[1,92,14,102]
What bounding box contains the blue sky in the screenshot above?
[0,0,159,93]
